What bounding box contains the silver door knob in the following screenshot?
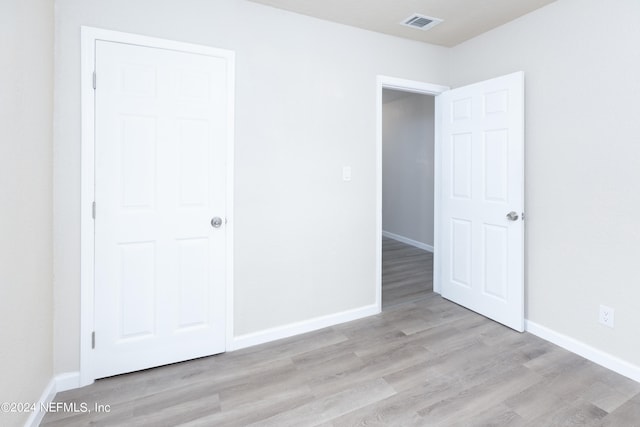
[506,211,519,221]
[211,217,223,228]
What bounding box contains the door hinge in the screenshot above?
[92,71,96,90]
[91,331,96,349]
[92,201,96,219]
[522,212,525,221]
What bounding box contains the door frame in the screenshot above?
[375,76,449,310]
[80,27,235,386]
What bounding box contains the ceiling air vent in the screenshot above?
[400,13,443,31]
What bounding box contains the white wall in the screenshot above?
[0,0,54,425]
[53,0,449,373]
[450,0,640,367]
[382,91,435,247]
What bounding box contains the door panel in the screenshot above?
[94,40,229,378]
[440,72,524,332]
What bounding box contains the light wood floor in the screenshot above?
[43,239,640,426]
[382,236,432,309]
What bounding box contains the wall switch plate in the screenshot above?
[599,305,614,328]
[342,166,352,182]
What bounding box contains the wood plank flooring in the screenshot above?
[382,236,432,308]
[43,238,640,426]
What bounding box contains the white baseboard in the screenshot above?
[382,230,433,252]
[230,304,380,351]
[55,371,81,392]
[24,378,56,427]
[24,372,81,427]
[525,320,640,383]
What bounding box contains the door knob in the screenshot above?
[506,211,519,221]
[211,217,223,228]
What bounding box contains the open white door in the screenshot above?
[92,39,231,378]
[439,71,524,332]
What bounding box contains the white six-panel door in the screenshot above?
[439,72,525,332]
[93,40,230,378]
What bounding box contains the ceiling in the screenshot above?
[247,0,556,47]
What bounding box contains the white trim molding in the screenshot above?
[55,372,82,393]
[382,230,434,252]
[24,372,81,427]
[24,378,56,427]
[525,320,640,383]
[230,304,379,351]
[80,26,235,387]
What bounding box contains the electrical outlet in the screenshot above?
[599,305,615,328]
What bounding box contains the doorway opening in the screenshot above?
[381,89,435,309]
[375,76,448,312]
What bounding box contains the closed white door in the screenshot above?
[93,40,230,378]
[439,72,524,332]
